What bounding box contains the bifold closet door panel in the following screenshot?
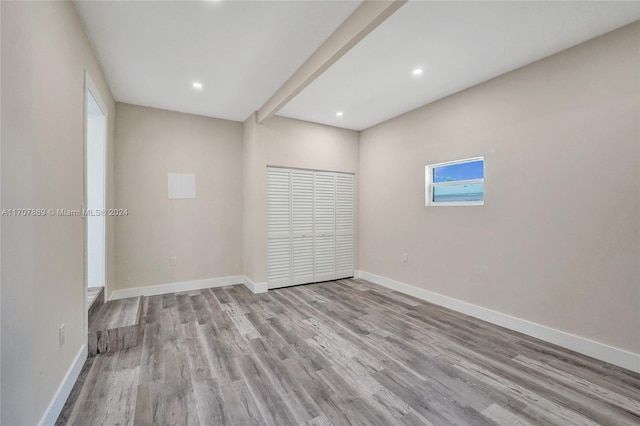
[291,170,314,285]
[267,167,354,288]
[336,173,354,279]
[267,168,292,288]
[314,172,336,282]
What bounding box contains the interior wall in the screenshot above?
[359,22,640,354]
[114,103,243,291]
[243,114,360,284]
[0,1,116,424]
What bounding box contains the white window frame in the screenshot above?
[425,157,484,207]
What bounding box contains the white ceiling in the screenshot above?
[278,1,640,130]
[74,0,362,122]
[75,1,640,130]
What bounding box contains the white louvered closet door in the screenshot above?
[267,168,292,288]
[313,172,337,282]
[267,167,354,289]
[335,173,354,279]
[291,170,314,285]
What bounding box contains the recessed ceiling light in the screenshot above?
[336,111,343,117]
[412,68,424,76]
[192,82,203,90]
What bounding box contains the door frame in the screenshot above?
[83,71,108,344]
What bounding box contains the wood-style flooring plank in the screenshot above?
[58,280,640,426]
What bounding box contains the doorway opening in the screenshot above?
[85,74,107,323]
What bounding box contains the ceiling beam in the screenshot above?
[255,0,407,124]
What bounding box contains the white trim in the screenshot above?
[242,276,268,294]
[427,156,485,170]
[109,275,270,300]
[84,71,108,115]
[38,345,87,426]
[431,178,483,187]
[357,270,640,373]
[110,276,244,300]
[83,70,109,350]
[266,164,356,176]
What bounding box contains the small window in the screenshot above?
[425,157,484,206]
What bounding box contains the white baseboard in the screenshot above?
[38,344,87,426]
[356,270,640,373]
[242,276,268,294]
[110,275,244,300]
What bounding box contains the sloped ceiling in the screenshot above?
[278,1,640,130]
[75,1,640,129]
[74,0,362,121]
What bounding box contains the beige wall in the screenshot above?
[114,104,243,291]
[359,22,640,354]
[1,1,116,424]
[243,115,360,284]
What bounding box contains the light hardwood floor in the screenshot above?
[58,279,640,425]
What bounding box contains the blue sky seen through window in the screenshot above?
[433,160,484,183]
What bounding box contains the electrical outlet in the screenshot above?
[59,324,65,347]
[402,253,409,263]
[170,256,177,266]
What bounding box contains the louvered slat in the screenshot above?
[292,170,314,285]
[335,173,354,279]
[267,168,291,288]
[314,172,336,282]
